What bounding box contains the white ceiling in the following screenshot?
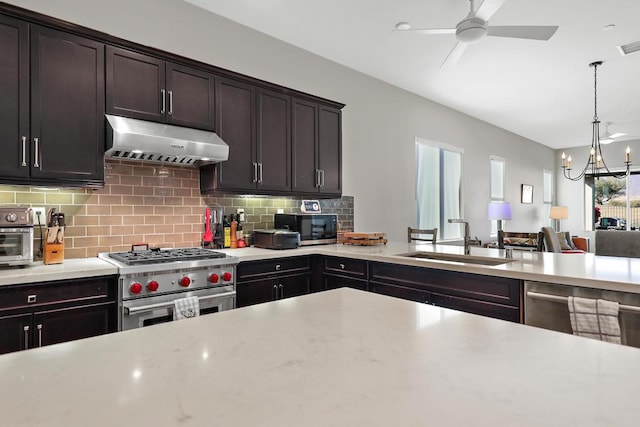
[185,0,640,149]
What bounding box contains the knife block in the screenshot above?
[44,227,65,265]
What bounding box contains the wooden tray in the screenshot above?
[342,232,387,246]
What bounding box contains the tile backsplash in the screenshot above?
[0,160,354,260]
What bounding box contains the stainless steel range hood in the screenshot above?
[105,115,229,166]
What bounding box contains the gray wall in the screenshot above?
[7,0,556,244]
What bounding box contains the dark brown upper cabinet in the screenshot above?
[200,78,291,194]
[292,99,342,197]
[106,46,215,131]
[0,18,105,187]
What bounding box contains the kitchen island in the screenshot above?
[1,287,639,426]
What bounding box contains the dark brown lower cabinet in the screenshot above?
[0,276,117,354]
[236,256,313,308]
[369,262,522,322]
[318,256,368,291]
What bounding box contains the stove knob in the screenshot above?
[147,280,159,292]
[5,213,17,222]
[222,272,232,282]
[179,277,191,287]
[208,273,219,284]
[130,282,143,294]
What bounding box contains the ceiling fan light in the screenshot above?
[456,17,487,43]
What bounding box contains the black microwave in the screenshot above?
[274,214,338,246]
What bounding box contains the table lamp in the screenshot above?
[549,206,568,231]
[488,202,512,232]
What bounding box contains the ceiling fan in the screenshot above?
[600,122,628,144]
[393,0,559,67]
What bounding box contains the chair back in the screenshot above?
[541,227,563,253]
[408,227,437,243]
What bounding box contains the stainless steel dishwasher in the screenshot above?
[524,280,640,348]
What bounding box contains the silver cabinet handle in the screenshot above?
[340,263,345,270]
[27,295,36,303]
[23,325,29,350]
[37,324,42,347]
[275,264,281,271]
[321,169,325,187]
[21,136,27,167]
[161,89,166,114]
[279,283,283,299]
[273,284,278,300]
[258,163,263,184]
[252,162,258,183]
[33,137,40,168]
[168,90,173,115]
[315,169,320,187]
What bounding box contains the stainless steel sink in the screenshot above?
[396,251,513,266]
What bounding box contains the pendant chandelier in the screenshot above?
[561,61,631,181]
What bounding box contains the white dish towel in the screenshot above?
[173,296,200,321]
[567,296,621,344]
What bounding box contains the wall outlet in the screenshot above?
[32,207,46,222]
[276,208,284,214]
[236,208,245,222]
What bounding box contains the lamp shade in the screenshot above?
[549,206,568,220]
[487,202,512,220]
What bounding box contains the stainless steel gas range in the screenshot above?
[99,248,239,331]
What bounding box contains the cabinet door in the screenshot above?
[0,312,31,354]
[106,46,165,122]
[33,303,115,348]
[30,26,104,183]
[0,14,29,180]
[279,273,311,299]
[369,281,429,303]
[236,278,278,308]
[292,98,319,193]
[213,77,256,190]
[257,89,291,192]
[318,105,342,196]
[166,62,215,131]
[430,292,520,322]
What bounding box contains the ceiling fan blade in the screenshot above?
[475,0,507,21]
[392,28,456,35]
[441,42,468,68]
[487,26,559,40]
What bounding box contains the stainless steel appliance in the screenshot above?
[525,280,640,348]
[99,248,239,331]
[0,206,34,267]
[253,229,300,250]
[274,213,338,246]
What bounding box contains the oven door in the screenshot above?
[0,227,33,265]
[120,286,235,331]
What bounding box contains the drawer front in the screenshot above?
[0,277,117,312]
[369,281,429,304]
[237,256,312,281]
[323,257,367,279]
[369,262,521,307]
[431,292,520,323]
[323,274,368,291]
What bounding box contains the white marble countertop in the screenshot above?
[5,242,640,295]
[1,288,639,426]
[0,258,117,287]
[218,242,640,294]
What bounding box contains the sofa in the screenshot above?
[595,230,640,258]
[541,227,587,253]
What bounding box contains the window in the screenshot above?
[415,138,463,240]
[586,173,636,230]
[489,156,505,235]
[543,169,553,227]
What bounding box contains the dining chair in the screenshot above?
[407,227,438,243]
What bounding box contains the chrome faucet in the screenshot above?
[448,219,471,255]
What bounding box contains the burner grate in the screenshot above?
[108,248,227,265]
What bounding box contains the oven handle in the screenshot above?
[124,291,236,315]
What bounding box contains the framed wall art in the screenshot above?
[521,184,533,204]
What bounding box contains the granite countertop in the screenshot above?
[1,288,638,426]
[4,242,640,294]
